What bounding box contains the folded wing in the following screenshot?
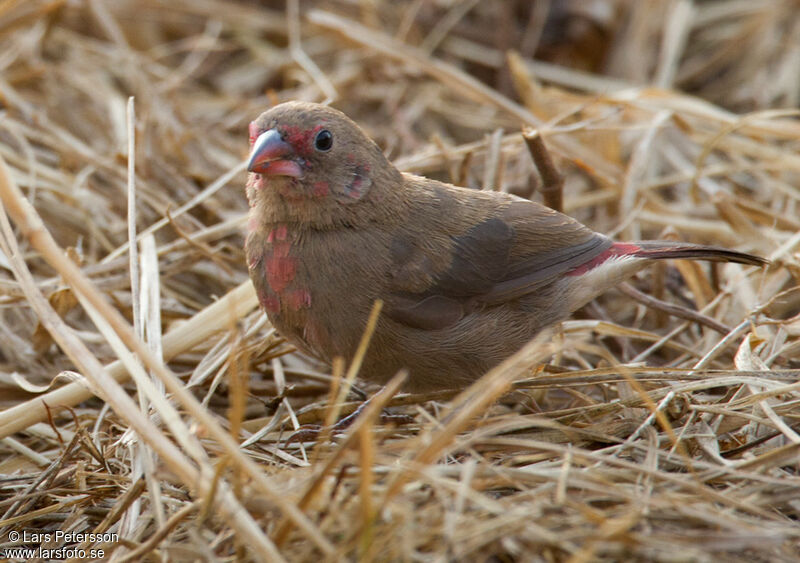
[385,186,612,330]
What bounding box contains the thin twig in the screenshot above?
[522,127,563,211]
[619,282,731,334]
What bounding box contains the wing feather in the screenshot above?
[384,181,611,330]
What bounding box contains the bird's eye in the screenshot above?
[314,129,333,152]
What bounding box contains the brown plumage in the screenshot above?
[245,102,766,391]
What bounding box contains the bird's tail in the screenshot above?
[560,240,766,314]
[624,241,768,266]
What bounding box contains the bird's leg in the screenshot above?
[285,395,414,445]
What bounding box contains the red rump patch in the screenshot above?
[566,243,642,276]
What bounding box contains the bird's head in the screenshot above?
[246,102,399,219]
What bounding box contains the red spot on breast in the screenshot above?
[266,224,288,242]
[258,291,280,313]
[257,224,310,313]
[265,240,296,293]
[285,289,311,311]
[313,181,329,197]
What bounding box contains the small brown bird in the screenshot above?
[245,102,765,391]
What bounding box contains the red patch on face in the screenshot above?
[248,122,259,147]
[566,243,642,276]
[265,240,296,293]
[285,289,311,311]
[281,124,323,157]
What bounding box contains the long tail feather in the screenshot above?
[624,241,768,266]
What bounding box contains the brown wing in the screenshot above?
[384,182,611,330]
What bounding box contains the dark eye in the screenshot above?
[314,129,333,152]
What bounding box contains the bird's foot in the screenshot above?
[285,401,413,445]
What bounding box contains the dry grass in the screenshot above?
[0,1,799,561]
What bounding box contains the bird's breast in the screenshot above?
[247,222,312,318]
[246,220,387,362]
